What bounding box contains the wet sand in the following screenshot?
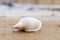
[0,17,60,40]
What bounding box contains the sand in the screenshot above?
[0,17,60,40]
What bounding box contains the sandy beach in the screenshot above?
[0,16,60,40]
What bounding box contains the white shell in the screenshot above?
[12,17,42,32]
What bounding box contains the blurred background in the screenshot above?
[0,0,60,17]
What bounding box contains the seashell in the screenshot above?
[12,17,42,32]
